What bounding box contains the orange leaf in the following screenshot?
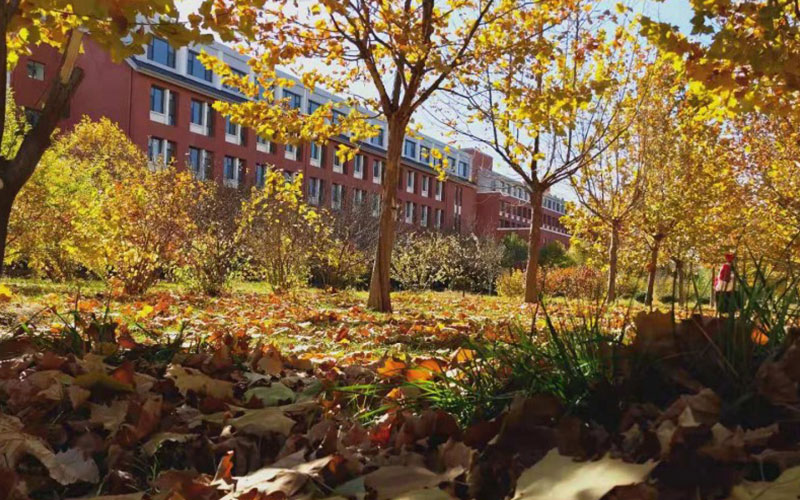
[377,358,406,378]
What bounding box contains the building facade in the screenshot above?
[12,37,567,243]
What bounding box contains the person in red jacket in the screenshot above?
[715,253,736,314]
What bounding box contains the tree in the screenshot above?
[640,0,800,118]
[197,0,508,311]
[446,3,644,302]
[568,106,645,301]
[0,0,207,273]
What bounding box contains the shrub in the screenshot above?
[446,234,504,294]
[178,183,247,296]
[311,204,377,289]
[391,232,451,290]
[543,266,605,300]
[539,240,573,269]
[659,294,676,303]
[496,269,525,297]
[501,233,528,268]
[238,170,329,292]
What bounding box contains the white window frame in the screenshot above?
[308,177,322,205]
[434,209,443,229]
[421,176,430,197]
[225,118,242,145]
[150,87,174,125]
[354,188,366,205]
[189,99,211,136]
[310,142,322,167]
[188,147,211,180]
[27,60,44,80]
[332,149,344,173]
[285,144,298,161]
[435,180,443,201]
[372,160,383,184]
[223,156,241,188]
[404,201,414,224]
[353,154,364,179]
[371,194,381,217]
[420,206,429,227]
[403,139,417,159]
[256,135,274,153]
[406,170,415,193]
[331,184,343,210]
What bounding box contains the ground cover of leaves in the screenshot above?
[1,284,799,499]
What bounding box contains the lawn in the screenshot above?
[1,279,798,500]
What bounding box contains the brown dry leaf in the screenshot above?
[377,358,407,378]
[363,465,463,500]
[661,388,721,427]
[726,465,800,499]
[511,449,657,500]
[74,371,134,393]
[90,399,130,432]
[230,468,308,499]
[632,311,676,357]
[66,494,145,500]
[68,385,92,409]
[1,414,99,485]
[229,408,296,437]
[166,364,234,400]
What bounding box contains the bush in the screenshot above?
[178,183,247,296]
[659,294,676,304]
[238,170,329,292]
[391,232,451,290]
[445,234,504,294]
[634,291,647,303]
[496,269,525,297]
[311,204,377,289]
[543,266,605,300]
[501,233,528,268]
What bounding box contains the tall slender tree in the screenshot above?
[0,0,207,273]
[443,4,644,302]
[199,0,514,312]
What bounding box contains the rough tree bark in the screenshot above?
[607,220,620,301]
[645,233,663,306]
[367,117,405,312]
[0,30,84,275]
[524,187,545,303]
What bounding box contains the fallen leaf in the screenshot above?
[229,408,296,437]
[166,364,234,400]
[727,464,800,499]
[244,383,296,406]
[511,448,657,500]
[364,465,462,500]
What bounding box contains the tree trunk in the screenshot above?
[677,259,686,307]
[0,190,14,275]
[607,221,620,302]
[367,118,405,312]
[645,235,662,307]
[524,187,545,303]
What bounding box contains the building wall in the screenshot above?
[11,39,477,233]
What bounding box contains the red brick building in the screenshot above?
[12,37,566,242]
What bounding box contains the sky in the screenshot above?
[175,0,696,201]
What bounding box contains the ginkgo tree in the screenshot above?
[445,3,645,303]
[196,0,514,312]
[0,0,208,274]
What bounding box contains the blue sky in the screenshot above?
[175,0,695,200]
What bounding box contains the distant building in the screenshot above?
[12,37,569,243]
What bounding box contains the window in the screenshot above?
[353,154,365,179]
[332,110,346,125]
[255,164,266,188]
[150,86,176,125]
[307,177,323,205]
[433,157,443,169]
[371,127,385,147]
[188,147,211,180]
[333,149,344,173]
[310,142,322,167]
[404,201,414,224]
[284,90,302,110]
[447,156,456,169]
[404,139,416,159]
[435,179,443,201]
[187,50,212,82]
[190,99,211,135]
[285,144,298,161]
[150,86,165,114]
[147,137,175,166]
[225,117,243,145]
[420,206,429,227]
[371,193,381,217]
[434,209,443,229]
[406,170,415,193]
[458,161,469,178]
[331,184,344,210]
[147,37,175,68]
[372,160,383,184]
[354,188,366,205]
[421,176,430,196]
[26,61,44,80]
[257,135,276,154]
[223,156,243,187]
[420,146,431,164]
[307,100,322,114]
